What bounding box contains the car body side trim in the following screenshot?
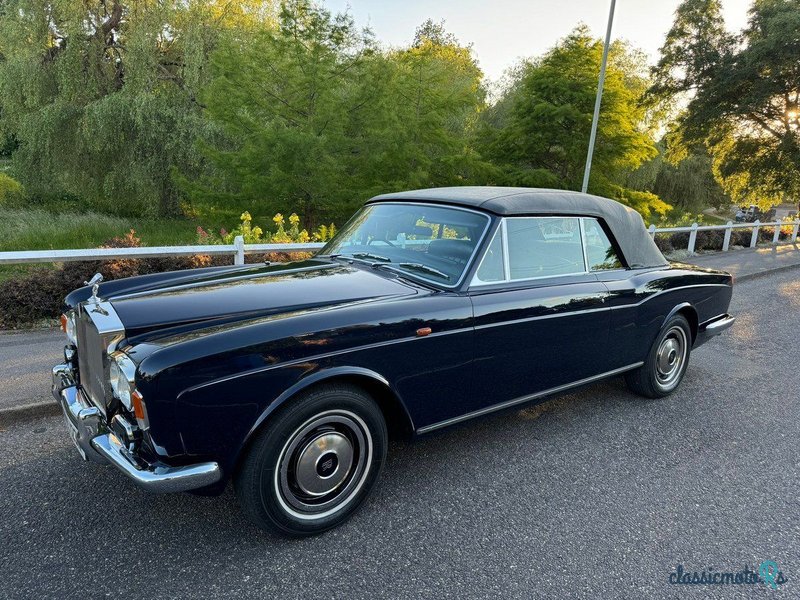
[416,362,644,434]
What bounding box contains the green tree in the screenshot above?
[193,8,487,226]
[650,0,800,207]
[191,0,377,226]
[479,27,669,219]
[0,0,274,216]
[627,141,731,214]
[366,20,490,192]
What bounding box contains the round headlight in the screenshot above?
[65,312,77,346]
[109,353,136,411]
[109,360,122,397]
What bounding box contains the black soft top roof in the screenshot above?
[367,186,667,268]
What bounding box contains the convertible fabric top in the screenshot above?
[367,186,668,268]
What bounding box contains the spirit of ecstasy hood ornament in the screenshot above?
[84,273,103,303]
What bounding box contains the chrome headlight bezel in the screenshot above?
[109,352,136,411]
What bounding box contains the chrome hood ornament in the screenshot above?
[84,273,104,303]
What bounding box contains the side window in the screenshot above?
[506,217,584,280]
[582,218,622,271]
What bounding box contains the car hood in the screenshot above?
[102,260,419,339]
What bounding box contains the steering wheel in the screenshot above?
[368,239,396,247]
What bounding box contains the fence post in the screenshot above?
[233,235,245,265]
[648,224,656,238]
[722,221,732,251]
[687,222,698,254]
[750,220,760,248]
[772,221,781,244]
[792,220,800,243]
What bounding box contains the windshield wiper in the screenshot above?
[322,252,390,264]
[391,262,451,281]
[351,252,391,262]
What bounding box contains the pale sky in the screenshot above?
[325,0,753,82]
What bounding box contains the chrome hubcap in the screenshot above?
[655,326,687,389]
[295,432,353,496]
[275,411,371,518]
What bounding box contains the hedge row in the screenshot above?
[0,231,310,328]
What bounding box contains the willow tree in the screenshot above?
[0,0,274,216]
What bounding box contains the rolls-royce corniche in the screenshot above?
[52,187,735,536]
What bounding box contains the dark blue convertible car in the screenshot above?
[53,187,735,536]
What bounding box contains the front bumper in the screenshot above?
[52,363,221,493]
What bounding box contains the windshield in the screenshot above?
[320,203,490,286]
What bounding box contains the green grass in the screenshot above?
[0,207,204,282]
[0,207,199,252]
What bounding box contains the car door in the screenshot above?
[467,216,614,412]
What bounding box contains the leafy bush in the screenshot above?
[196,211,336,245]
[0,219,326,327]
[0,173,24,205]
[0,230,213,328]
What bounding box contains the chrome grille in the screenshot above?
[77,306,110,411]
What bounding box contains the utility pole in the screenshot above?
[581,0,617,194]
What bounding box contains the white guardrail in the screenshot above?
[0,219,798,266]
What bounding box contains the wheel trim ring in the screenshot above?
[655,326,687,389]
[273,410,373,521]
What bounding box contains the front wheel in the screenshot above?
[625,314,692,398]
[235,384,388,537]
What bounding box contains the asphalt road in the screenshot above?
[1,269,798,599]
[0,328,63,411]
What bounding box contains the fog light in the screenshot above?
[64,345,76,363]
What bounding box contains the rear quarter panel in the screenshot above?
[597,264,733,368]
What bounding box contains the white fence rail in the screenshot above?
[0,219,798,266]
[648,219,800,254]
[0,239,325,266]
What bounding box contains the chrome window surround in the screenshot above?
[470,216,625,287]
[325,201,493,289]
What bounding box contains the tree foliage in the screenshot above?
[6,1,772,226]
[627,141,730,214]
[192,3,487,227]
[478,27,669,219]
[651,0,800,207]
[0,0,275,216]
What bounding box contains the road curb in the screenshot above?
[735,261,800,282]
[0,400,61,426]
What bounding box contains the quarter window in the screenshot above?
[582,218,622,271]
[475,227,505,283]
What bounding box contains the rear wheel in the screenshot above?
[235,383,387,537]
[625,314,691,398]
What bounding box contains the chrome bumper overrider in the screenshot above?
[701,314,736,336]
[52,363,221,493]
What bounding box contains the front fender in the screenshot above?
[240,365,412,453]
[174,362,411,477]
